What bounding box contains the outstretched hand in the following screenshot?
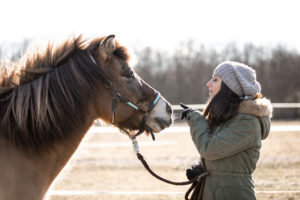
[180,103,194,120]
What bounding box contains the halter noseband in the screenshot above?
[89,54,160,140]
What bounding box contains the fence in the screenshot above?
[171,103,300,110]
[171,103,300,119]
[50,190,300,196]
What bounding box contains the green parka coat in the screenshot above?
[186,98,273,200]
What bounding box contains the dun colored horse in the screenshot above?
[0,35,173,200]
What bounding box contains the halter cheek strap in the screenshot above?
[148,92,160,112]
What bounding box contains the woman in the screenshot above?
[181,61,272,200]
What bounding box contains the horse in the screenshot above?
[0,35,173,200]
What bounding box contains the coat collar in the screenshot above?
[238,98,273,118]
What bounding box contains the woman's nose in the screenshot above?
[207,80,211,87]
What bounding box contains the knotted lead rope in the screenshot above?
[130,137,210,189]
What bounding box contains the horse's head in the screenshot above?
[91,35,173,136]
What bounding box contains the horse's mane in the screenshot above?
[0,35,130,152]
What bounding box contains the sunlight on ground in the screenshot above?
[49,121,300,200]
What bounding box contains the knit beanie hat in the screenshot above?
[213,61,261,98]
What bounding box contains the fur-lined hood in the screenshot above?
[238,98,273,118]
[238,98,272,140]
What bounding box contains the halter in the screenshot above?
[89,54,160,140]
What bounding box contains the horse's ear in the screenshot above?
[98,35,115,62]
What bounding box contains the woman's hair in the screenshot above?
[203,82,263,129]
[203,82,242,129]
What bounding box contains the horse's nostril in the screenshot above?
[166,103,173,114]
[167,119,173,126]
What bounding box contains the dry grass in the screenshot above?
[49,121,300,200]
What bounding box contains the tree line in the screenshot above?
[1,40,299,118]
[134,43,300,119]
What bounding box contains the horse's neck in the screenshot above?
[0,106,97,200]
[39,103,97,174]
[41,127,92,179]
[0,140,48,200]
[35,122,94,198]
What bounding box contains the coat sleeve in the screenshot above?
[186,111,261,161]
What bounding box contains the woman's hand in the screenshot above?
[186,162,204,180]
[180,103,195,120]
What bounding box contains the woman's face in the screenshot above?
[207,75,222,99]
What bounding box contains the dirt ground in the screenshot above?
[49,120,300,200]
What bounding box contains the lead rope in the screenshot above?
[130,138,210,199]
[184,158,208,200]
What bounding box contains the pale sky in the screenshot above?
[1,0,300,52]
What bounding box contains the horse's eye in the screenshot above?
[125,72,135,81]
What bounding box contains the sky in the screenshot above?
[0,0,300,53]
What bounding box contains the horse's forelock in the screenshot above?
[113,46,130,62]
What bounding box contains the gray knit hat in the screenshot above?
[213,61,261,98]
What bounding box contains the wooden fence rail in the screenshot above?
[171,103,300,110]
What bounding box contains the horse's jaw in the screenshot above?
[146,97,173,133]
